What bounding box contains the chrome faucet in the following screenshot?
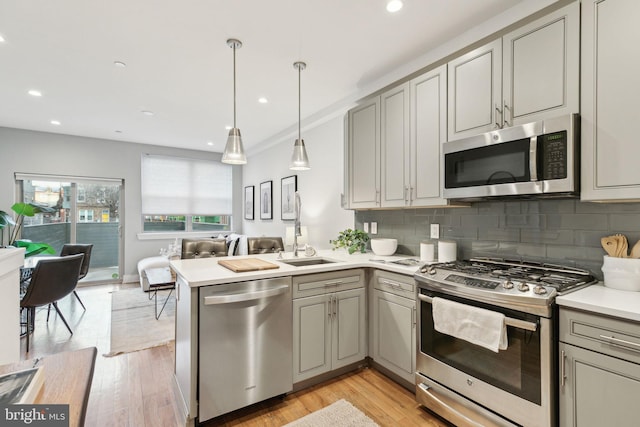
[293,191,301,257]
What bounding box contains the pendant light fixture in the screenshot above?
[290,61,310,170]
[222,38,247,165]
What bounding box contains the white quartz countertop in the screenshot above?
[556,282,640,323]
[170,249,423,288]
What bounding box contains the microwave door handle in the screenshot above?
[529,136,538,182]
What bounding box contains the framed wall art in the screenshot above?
[244,185,254,220]
[260,180,273,220]
[281,175,298,220]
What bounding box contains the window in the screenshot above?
[78,209,94,222]
[141,154,232,233]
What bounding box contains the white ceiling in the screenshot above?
[0,0,535,155]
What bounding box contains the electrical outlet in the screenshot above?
[363,222,369,233]
[370,222,378,235]
[430,224,440,239]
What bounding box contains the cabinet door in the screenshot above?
[503,2,579,126]
[381,84,409,207]
[293,294,332,383]
[410,65,447,206]
[447,39,502,141]
[372,290,415,384]
[348,98,380,208]
[559,342,640,427]
[332,288,366,370]
[581,0,640,200]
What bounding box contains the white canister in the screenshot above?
[438,240,457,262]
[420,242,435,262]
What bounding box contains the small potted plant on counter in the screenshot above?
[330,228,370,254]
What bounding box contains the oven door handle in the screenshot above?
[417,294,538,332]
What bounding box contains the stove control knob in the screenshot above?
[502,280,514,289]
[517,282,530,292]
[533,285,547,295]
[426,266,437,275]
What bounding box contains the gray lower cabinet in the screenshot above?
[370,270,416,386]
[292,269,367,383]
[559,308,640,426]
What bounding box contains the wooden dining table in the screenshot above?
[0,347,97,427]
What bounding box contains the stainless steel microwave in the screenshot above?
[443,114,579,201]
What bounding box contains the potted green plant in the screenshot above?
[330,228,370,254]
[0,202,55,257]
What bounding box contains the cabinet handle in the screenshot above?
[494,104,503,129]
[328,295,333,318]
[503,101,511,127]
[333,295,337,317]
[410,186,414,202]
[404,186,409,203]
[560,349,566,387]
[413,306,416,328]
[376,190,380,205]
[599,334,640,352]
[324,280,343,286]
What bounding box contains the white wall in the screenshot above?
[0,127,243,282]
[242,116,354,250]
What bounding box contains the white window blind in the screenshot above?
[141,154,232,215]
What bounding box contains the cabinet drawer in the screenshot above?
[373,270,415,299]
[292,269,365,298]
[560,308,640,364]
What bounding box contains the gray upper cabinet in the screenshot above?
[447,39,502,140]
[410,65,449,206]
[447,2,579,141]
[348,98,380,208]
[581,0,640,201]
[346,65,454,209]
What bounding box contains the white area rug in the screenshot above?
[104,287,175,357]
[284,399,379,427]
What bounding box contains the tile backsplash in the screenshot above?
[355,199,640,280]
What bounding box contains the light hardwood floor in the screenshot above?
[20,284,451,426]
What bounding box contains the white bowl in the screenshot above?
[370,238,397,256]
[602,255,640,291]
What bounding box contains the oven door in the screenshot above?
[416,287,555,427]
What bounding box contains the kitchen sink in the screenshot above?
[280,257,338,267]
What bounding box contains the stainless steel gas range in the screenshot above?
[414,258,596,427]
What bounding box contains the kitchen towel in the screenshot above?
[431,297,508,352]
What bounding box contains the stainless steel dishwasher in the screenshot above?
[198,277,292,422]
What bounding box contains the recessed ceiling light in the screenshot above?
[50,120,61,126]
[115,130,123,133]
[28,89,42,97]
[258,97,268,104]
[141,110,154,116]
[113,61,127,68]
[386,0,403,13]
[207,141,214,146]
[0,34,5,43]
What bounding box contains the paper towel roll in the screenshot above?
[420,242,435,262]
[438,240,457,262]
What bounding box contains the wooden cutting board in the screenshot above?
[218,258,280,272]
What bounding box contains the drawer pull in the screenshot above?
[380,278,408,290]
[325,280,343,286]
[599,334,640,352]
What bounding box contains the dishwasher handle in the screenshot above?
[204,284,289,305]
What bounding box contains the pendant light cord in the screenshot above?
[233,44,237,128]
[298,64,301,141]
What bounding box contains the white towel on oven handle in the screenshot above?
[432,297,508,353]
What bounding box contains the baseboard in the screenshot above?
[122,274,138,283]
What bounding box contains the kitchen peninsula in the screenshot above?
[170,250,421,426]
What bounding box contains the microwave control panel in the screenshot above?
[540,130,567,180]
